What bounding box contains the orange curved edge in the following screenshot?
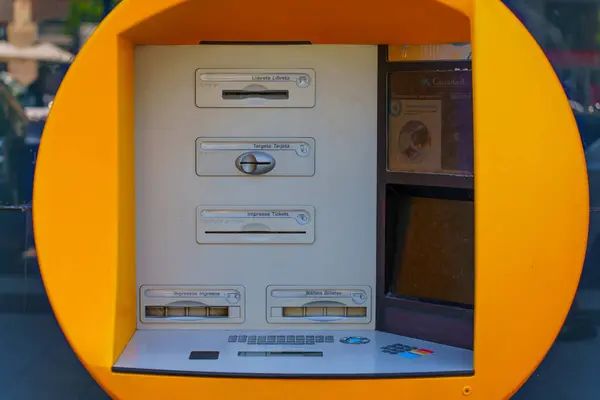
[32,0,588,399]
[472,1,589,397]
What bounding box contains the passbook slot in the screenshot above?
[140,285,245,324]
[195,68,315,108]
[222,90,289,100]
[197,206,315,244]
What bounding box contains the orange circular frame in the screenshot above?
[33,0,589,399]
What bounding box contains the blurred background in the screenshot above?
[0,0,599,398]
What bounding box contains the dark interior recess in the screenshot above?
[376,45,475,350]
[199,41,313,45]
[189,351,220,360]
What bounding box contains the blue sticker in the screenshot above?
[399,352,421,359]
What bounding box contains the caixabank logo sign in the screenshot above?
[420,76,469,87]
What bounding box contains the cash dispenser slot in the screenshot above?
[197,206,315,244]
[282,306,368,317]
[140,286,244,324]
[267,286,372,324]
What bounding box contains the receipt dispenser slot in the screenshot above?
[196,206,315,244]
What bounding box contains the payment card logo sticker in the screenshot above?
[399,348,435,359]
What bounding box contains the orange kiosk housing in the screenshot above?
[33,0,589,399]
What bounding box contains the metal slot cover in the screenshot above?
[267,286,372,324]
[197,206,315,244]
[195,137,315,177]
[195,69,315,108]
[145,306,230,318]
[282,306,367,317]
[140,286,245,324]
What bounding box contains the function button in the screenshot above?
[325,336,334,343]
[315,336,324,343]
[238,335,248,343]
[228,335,238,342]
[339,336,370,345]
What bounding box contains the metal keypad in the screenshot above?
[228,335,334,345]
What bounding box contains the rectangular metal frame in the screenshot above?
[376,45,475,350]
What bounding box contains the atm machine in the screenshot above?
[111,44,473,377]
[32,1,589,399]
